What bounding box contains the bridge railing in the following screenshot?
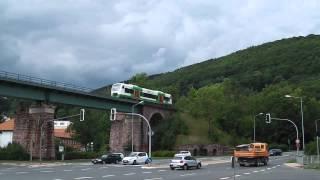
[0,70,93,93]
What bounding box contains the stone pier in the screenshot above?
[13,103,56,160]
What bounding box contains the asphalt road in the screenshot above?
[0,154,319,180]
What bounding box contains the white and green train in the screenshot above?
[111,83,172,105]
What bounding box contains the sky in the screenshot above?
[1,0,320,89]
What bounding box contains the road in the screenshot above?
[0,154,319,180]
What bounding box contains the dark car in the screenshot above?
[92,154,123,164]
[269,149,282,156]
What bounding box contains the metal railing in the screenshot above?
[0,70,93,93]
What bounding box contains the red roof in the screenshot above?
[0,119,15,131]
[54,129,73,139]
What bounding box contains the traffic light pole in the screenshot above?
[267,115,299,156]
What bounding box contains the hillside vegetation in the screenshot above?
[125,34,320,149]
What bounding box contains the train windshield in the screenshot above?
[111,84,122,91]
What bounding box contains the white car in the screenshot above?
[122,152,149,165]
[170,156,201,170]
[174,151,192,157]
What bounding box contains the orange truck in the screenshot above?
[233,142,269,166]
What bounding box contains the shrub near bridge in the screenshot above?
[0,143,29,160]
[152,150,175,157]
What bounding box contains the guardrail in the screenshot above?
[0,70,93,93]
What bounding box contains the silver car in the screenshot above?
[169,156,201,170]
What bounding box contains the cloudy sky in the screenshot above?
[1,0,320,88]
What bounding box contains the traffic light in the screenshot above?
[110,108,117,121]
[265,113,271,123]
[80,109,85,121]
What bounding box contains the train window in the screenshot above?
[125,88,134,94]
[164,97,170,101]
[142,93,157,100]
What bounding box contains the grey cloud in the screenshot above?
[0,0,320,88]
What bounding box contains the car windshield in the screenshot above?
[129,152,138,157]
[101,155,108,158]
[173,156,183,160]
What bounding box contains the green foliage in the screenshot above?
[305,141,317,155]
[152,150,175,157]
[62,151,99,160]
[0,143,29,160]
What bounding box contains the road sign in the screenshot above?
[59,145,64,152]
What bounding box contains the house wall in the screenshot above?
[0,131,13,148]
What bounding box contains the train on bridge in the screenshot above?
[111,83,172,105]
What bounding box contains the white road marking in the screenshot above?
[235,175,241,177]
[81,168,92,171]
[143,171,152,174]
[16,172,29,174]
[253,170,259,173]
[180,173,196,176]
[99,166,109,169]
[260,169,265,172]
[220,177,230,180]
[74,177,94,180]
[54,179,64,180]
[41,170,54,173]
[267,168,271,170]
[64,170,73,172]
[102,175,115,178]
[158,170,167,172]
[243,172,251,175]
[276,165,281,167]
[144,178,163,180]
[124,173,136,176]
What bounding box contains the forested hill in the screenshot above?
[126,34,319,97]
[119,34,320,150]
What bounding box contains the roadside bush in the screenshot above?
[62,151,99,160]
[152,150,175,157]
[0,143,29,160]
[305,141,317,155]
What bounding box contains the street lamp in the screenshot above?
[315,119,320,162]
[131,101,144,152]
[253,113,264,142]
[285,94,305,150]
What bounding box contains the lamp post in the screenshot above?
[253,113,264,142]
[131,101,144,152]
[285,95,305,150]
[315,119,320,162]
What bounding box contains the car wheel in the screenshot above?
[183,164,188,170]
[196,163,201,169]
[133,160,137,165]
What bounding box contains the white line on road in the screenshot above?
[158,170,167,172]
[64,170,73,172]
[260,169,265,172]
[41,170,54,173]
[219,177,230,180]
[54,179,64,180]
[267,168,271,170]
[143,171,152,174]
[102,175,115,178]
[243,172,251,175]
[144,178,163,180]
[16,172,29,174]
[81,168,92,171]
[276,165,281,167]
[180,173,196,176]
[124,173,136,176]
[99,166,109,169]
[234,175,241,177]
[74,177,94,180]
[253,170,259,173]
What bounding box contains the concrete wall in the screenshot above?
[0,131,13,148]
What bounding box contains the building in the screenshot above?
[54,121,83,150]
[0,119,14,148]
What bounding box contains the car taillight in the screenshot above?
[180,160,184,163]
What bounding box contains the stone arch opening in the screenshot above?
[200,148,208,156]
[193,148,198,156]
[212,149,217,156]
[149,113,163,151]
